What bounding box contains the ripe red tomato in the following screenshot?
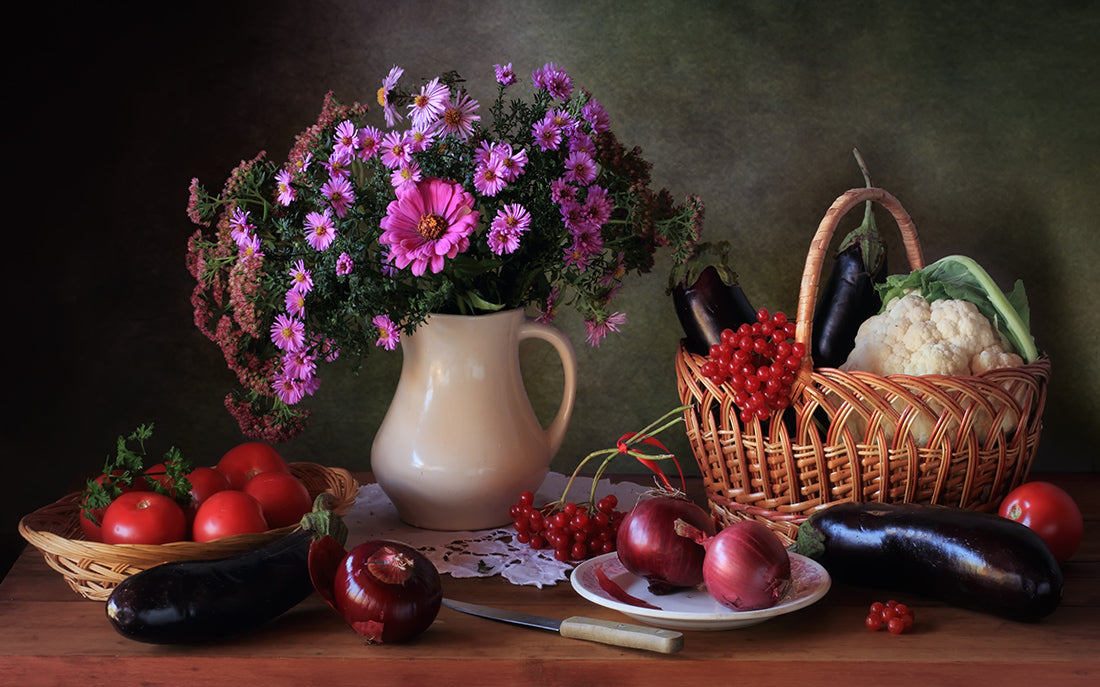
[101,491,188,545]
[186,466,230,509]
[192,490,269,542]
[999,481,1084,563]
[243,472,313,528]
[215,442,291,490]
[79,470,149,542]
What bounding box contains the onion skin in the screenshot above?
[677,519,791,611]
[616,495,716,594]
[332,540,442,644]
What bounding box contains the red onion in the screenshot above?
[676,518,791,611]
[329,540,442,644]
[616,495,716,594]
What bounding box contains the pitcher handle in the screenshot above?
[518,319,578,456]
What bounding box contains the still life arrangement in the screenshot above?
[17,59,1081,657]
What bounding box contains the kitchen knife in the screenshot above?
[441,598,684,654]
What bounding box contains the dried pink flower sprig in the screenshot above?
[186,62,704,442]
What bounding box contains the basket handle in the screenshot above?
[794,187,926,372]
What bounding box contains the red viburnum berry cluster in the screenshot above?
[510,491,625,562]
[700,308,805,423]
[865,600,916,634]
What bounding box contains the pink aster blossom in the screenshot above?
[494,62,518,86]
[378,65,405,127]
[535,287,561,324]
[584,311,626,347]
[272,371,307,405]
[473,159,507,196]
[532,62,573,99]
[228,207,255,246]
[490,143,527,181]
[568,132,596,157]
[380,130,411,169]
[407,77,449,128]
[545,108,576,134]
[582,96,611,133]
[285,288,306,317]
[488,203,531,255]
[584,184,613,227]
[321,177,354,219]
[304,208,338,251]
[563,150,598,185]
[333,120,360,158]
[238,234,264,258]
[281,349,317,380]
[391,159,422,195]
[532,117,562,151]
[357,125,383,161]
[323,152,353,180]
[405,125,437,153]
[372,314,400,351]
[270,313,306,352]
[289,259,313,293]
[275,168,296,206]
[434,92,480,140]
[336,252,354,276]
[379,177,479,276]
[549,177,571,203]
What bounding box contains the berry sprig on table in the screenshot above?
[509,492,625,562]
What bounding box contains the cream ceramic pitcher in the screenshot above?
[371,308,577,530]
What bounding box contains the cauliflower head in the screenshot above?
[843,292,1023,376]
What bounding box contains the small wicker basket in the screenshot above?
[676,187,1050,544]
[18,461,359,601]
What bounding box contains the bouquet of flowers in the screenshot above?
[186,62,704,442]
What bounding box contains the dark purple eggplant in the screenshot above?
[669,241,756,355]
[105,496,347,643]
[791,502,1063,622]
[811,149,886,368]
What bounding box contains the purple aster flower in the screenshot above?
[473,159,507,197]
[281,349,317,380]
[407,77,449,128]
[582,96,611,133]
[285,288,306,317]
[568,132,596,157]
[378,65,405,127]
[227,207,255,246]
[380,130,411,169]
[532,62,573,99]
[270,313,306,352]
[304,208,338,251]
[373,314,400,351]
[275,168,296,206]
[379,177,479,276]
[391,159,422,195]
[535,287,560,324]
[321,176,355,219]
[584,312,626,347]
[323,151,353,180]
[488,203,531,255]
[405,125,437,153]
[585,184,613,227]
[563,150,598,185]
[333,120,360,158]
[289,259,313,293]
[434,91,480,140]
[272,371,307,405]
[494,62,518,86]
[532,117,562,151]
[490,143,527,181]
[357,125,383,161]
[336,252,354,276]
[549,177,572,203]
[238,234,264,258]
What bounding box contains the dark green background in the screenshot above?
[5,0,1098,575]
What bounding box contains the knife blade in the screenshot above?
[441,598,683,654]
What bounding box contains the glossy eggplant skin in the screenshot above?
[811,242,885,369]
[672,264,757,356]
[792,502,1063,622]
[106,529,314,643]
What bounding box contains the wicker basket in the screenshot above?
[18,461,359,601]
[676,187,1051,544]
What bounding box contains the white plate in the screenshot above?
[570,551,831,631]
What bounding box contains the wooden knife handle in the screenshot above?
[558,616,684,654]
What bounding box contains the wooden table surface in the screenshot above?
[2,473,1097,687]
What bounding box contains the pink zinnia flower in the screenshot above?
[304,208,338,251]
[473,159,507,196]
[434,92,480,140]
[379,177,479,276]
[333,120,360,158]
[380,130,411,169]
[563,150,598,185]
[494,62,518,86]
[407,77,449,128]
[584,312,626,347]
[532,62,573,99]
[289,259,313,293]
[275,168,296,206]
[270,313,306,352]
[488,203,531,255]
[373,314,400,351]
[378,65,405,127]
[336,252,354,276]
[357,125,383,160]
[321,176,355,219]
[285,288,306,317]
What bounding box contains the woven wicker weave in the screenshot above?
[18,462,359,601]
[676,187,1050,543]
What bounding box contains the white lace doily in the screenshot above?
[343,472,653,587]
